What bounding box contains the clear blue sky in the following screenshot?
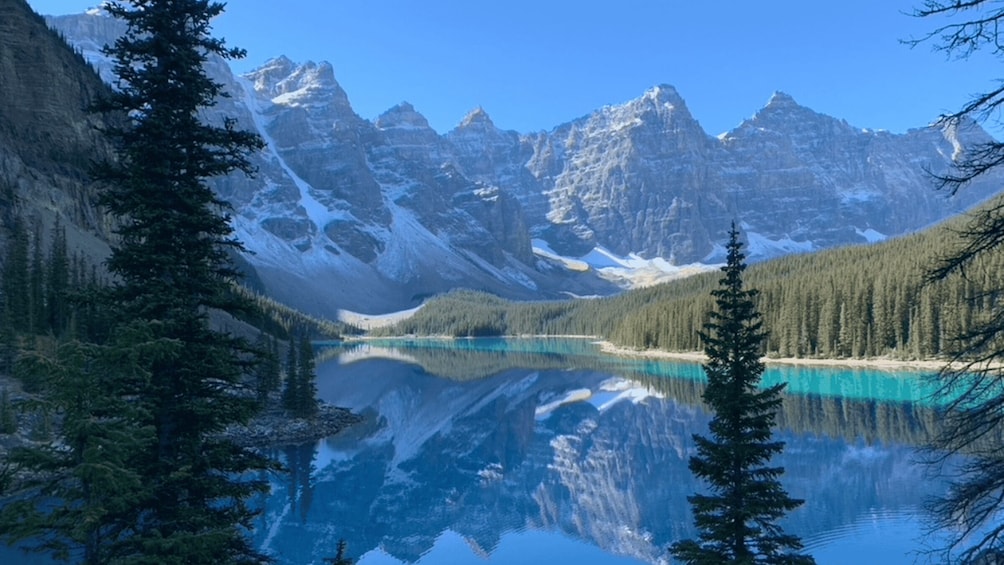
[25,0,1002,136]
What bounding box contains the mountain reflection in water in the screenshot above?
[254,339,950,564]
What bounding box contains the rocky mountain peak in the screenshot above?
[765,90,798,108]
[458,107,495,130]
[246,58,349,109]
[39,11,1004,315]
[748,90,838,128]
[375,102,433,130]
[245,56,294,94]
[643,84,685,106]
[615,83,700,132]
[725,90,854,142]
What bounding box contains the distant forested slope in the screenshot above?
[380,198,1004,360]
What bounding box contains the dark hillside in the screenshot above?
[0,0,115,258]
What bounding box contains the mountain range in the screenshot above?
[16,7,1004,316]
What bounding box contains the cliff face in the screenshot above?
[0,0,112,261]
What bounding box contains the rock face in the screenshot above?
[46,10,607,316]
[40,9,1004,315]
[461,85,1000,262]
[0,1,113,266]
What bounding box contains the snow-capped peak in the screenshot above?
[643,84,684,104]
[44,7,1004,318]
[459,106,495,129]
[375,102,432,130]
[262,55,295,73]
[618,83,695,124]
[245,57,350,109]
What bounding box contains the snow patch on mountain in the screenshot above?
[535,389,593,420]
[238,77,343,231]
[336,344,421,366]
[590,378,665,412]
[532,240,590,271]
[532,240,716,289]
[704,226,815,263]
[855,228,886,243]
[337,306,423,330]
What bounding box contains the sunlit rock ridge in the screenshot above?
[48,10,1004,315]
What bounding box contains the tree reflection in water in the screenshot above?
[256,339,950,565]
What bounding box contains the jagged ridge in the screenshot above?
[44,10,1004,316]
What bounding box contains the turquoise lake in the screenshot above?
[253,338,957,564]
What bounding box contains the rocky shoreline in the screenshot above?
[224,402,362,448]
[1,368,362,457]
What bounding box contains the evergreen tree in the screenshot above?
[46,218,70,337]
[254,334,281,405]
[28,222,45,335]
[0,331,157,564]
[2,0,273,560]
[296,333,318,419]
[283,336,300,414]
[87,0,269,561]
[323,540,355,565]
[671,225,812,565]
[3,216,30,335]
[281,333,318,418]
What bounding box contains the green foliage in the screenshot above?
[89,0,273,555]
[283,337,300,414]
[0,213,84,360]
[254,334,282,404]
[282,333,318,419]
[671,225,812,564]
[0,333,158,564]
[234,286,349,340]
[296,334,319,419]
[384,201,1004,362]
[2,215,31,337]
[29,223,45,335]
[45,219,70,338]
[0,1,278,563]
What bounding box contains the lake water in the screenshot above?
[253,338,955,565]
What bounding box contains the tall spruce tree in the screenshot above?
[3,216,30,336]
[283,336,300,414]
[28,223,45,335]
[45,218,70,337]
[296,333,318,419]
[254,334,282,405]
[671,224,813,565]
[92,0,269,562]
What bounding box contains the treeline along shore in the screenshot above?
[374,198,1004,365]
